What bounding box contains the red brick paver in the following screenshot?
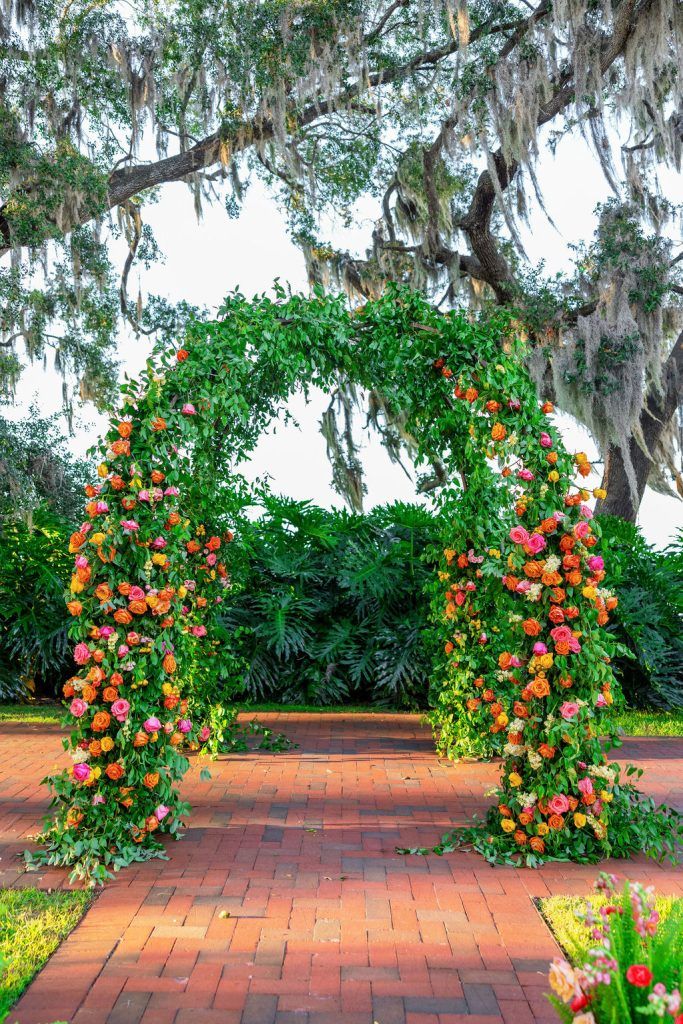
[1,714,681,1024]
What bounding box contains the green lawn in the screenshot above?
[1,702,682,735]
[539,892,680,963]
[0,888,91,1022]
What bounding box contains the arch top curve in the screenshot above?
[30,286,680,882]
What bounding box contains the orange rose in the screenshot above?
[110,474,125,490]
[110,439,130,456]
[548,814,565,831]
[133,731,149,748]
[530,678,550,698]
[162,652,177,674]
[118,582,131,596]
[565,571,582,587]
[529,836,545,853]
[69,531,86,552]
[498,804,513,817]
[102,687,118,702]
[466,698,481,712]
[63,682,75,698]
[498,652,512,670]
[95,583,113,603]
[518,811,534,826]
[113,609,133,625]
[559,675,573,689]
[128,600,148,615]
[541,570,562,587]
[186,540,201,554]
[546,451,558,464]
[105,762,124,781]
[538,744,556,759]
[143,772,160,789]
[117,422,132,438]
[512,702,528,718]
[91,710,111,732]
[550,588,566,604]
[524,561,543,578]
[514,830,528,845]
[522,619,541,636]
[121,497,136,511]
[196,597,207,608]
[167,512,181,526]
[176,348,189,361]
[151,470,165,484]
[81,684,97,704]
[89,740,102,756]
[170,732,183,746]
[67,600,83,616]
[146,815,160,832]
[92,650,105,664]
[548,606,565,624]
[491,423,506,442]
[151,417,167,431]
[539,518,557,534]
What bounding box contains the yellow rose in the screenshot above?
[152,553,167,565]
[178,585,188,598]
[508,772,522,788]
[70,576,84,593]
[580,489,590,500]
[92,766,102,779]
[593,487,607,499]
[548,470,559,483]
[539,653,554,670]
[600,790,613,803]
[496,713,509,727]
[573,812,587,828]
[537,823,549,836]
[501,818,516,833]
[97,463,108,478]
[90,532,105,546]
[100,736,114,753]
[582,586,597,600]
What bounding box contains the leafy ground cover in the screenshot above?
[1,702,681,735]
[0,887,91,1022]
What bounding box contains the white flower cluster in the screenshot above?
[544,554,560,572]
[526,583,543,602]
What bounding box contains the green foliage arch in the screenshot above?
[31,286,681,881]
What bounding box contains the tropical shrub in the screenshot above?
[219,497,435,708]
[598,517,683,709]
[548,873,683,1024]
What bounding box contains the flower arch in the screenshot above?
[32,287,679,881]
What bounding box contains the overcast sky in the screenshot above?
[7,130,683,547]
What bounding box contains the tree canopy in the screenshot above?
[1,0,681,518]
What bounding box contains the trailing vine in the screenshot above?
[28,286,681,882]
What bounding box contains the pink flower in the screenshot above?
[151,537,167,550]
[559,701,580,720]
[95,500,108,514]
[117,644,130,658]
[178,718,192,734]
[155,804,170,822]
[73,762,91,782]
[138,489,150,502]
[596,693,607,708]
[92,794,105,805]
[73,643,91,665]
[516,580,531,593]
[526,533,546,554]
[551,625,573,645]
[144,716,161,733]
[121,519,139,533]
[587,555,604,572]
[577,777,594,795]
[75,554,89,569]
[580,504,594,520]
[191,625,207,638]
[99,626,115,638]
[206,553,217,566]
[510,526,529,545]
[111,698,130,722]
[164,486,180,497]
[181,403,196,415]
[129,585,145,602]
[517,468,534,481]
[70,698,88,718]
[574,521,590,540]
[548,794,570,815]
[508,398,521,411]
[199,726,211,742]
[540,432,552,448]
[533,642,547,655]
[80,522,92,534]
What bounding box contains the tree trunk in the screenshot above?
[596,328,683,521]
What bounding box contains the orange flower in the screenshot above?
[162,652,177,674]
[548,814,565,830]
[464,387,478,402]
[473,677,485,688]
[550,588,566,604]
[145,815,160,832]
[548,606,565,624]
[133,731,149,748]
[67,600,83,616]
[143,772,160,789]
[151,417,167,431]
[562,554,581,570]
[530,678,550,698]
[529,836,545,853]
[69,531,86,552]
[524,561,543,578]
[128,600,148,616]
[514,830,528,845]
[498,652,512,670]
[491,423,506,442]
[167,512,181,526]
[466,698,481,712]
[486,400,501,413]
[555,641,570,656]
[102,687,118,702]
[176,348,189,361]
[539,517,557,534]
[89,740,102,757]
[117,421,132,438]
[559,675,573,689]
[498,804,513,817]
[559,535,575,552]
[512,701,528,718]
[546,450,558,464]
[81,684,97,703]
[110,439,130,456]
[63,682,75,698]
[105,763,124,781]
[95,583,113,603]
[92,711,111,732]
[186,540,201,554]
[522,618,541,636]
[541,401,554,414]
[110,474,125,490]
[518,811,534,826]
[541,570,562,587]
[114,609,133,625]
[565,571,582,587]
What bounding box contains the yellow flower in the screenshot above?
[152,553,166,565]
[548,470,560,482]
[488,549,501,559]
[593,487,607,499]
[537,823,549,836]
[508,772,522,787]
[90,532,105,546]
[600,790,613,803]
[496,713,509,727]
[97,463,108,478]
[573,812,587,828]
[70,576,84,593]
[92,766,102,779]
[539,653,554,670]
[101,736,114,753]
[580,489,590,500]
[501,818,516,833]
[582,586,597,600]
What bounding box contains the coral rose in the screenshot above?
[529,836,545,853]
[67,600,83,616]
[522,619,541,636]
[143,772,160,789]
[548,814,565,830]
[105,762,124,780]
[548,794,570,815]
[92,711,111,732]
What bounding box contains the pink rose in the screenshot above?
[526,533,546,554]
[178,718,192,734]
[155,804,170,822]
[111,698,130,722]
[95,501,108,514]
[181,403,196,415]
[191,625,207,638]
[517,468,534,481]
[121,519,139,533]
[70,698,88,718]
[580,504,593,520]
[73,762,91,782]
[587,556,604,572]
[99,626,114,638]
[533,642,547,655]
[509,526,529,545]
[577,777,593,795]
[144,716,161,733]
[508,398,521,411]
[540,432,552,448]
[596,693,607,707]
[151,537,167,550]
[574,521,590,540]
[164,486,180,497]
[548,794,570,815]
[129,585,145,602]
[80,522,92,534]
[550,625,573,645]
[75,554,89,569]
[92,794,105,805]
[73,643,91,665]
[138,489,150,502]
[559,701,580,720]
[117,644,130,658]
[199,726,211,742]
[515,580,531,593]
[509,655,522,668]
[206,553,217,566]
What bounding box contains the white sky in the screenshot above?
[5,130,682,547]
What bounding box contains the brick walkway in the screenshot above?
[1,714,681,1024]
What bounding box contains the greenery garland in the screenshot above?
[27,286,681,882]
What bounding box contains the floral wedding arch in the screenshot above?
[30,287,680,882]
